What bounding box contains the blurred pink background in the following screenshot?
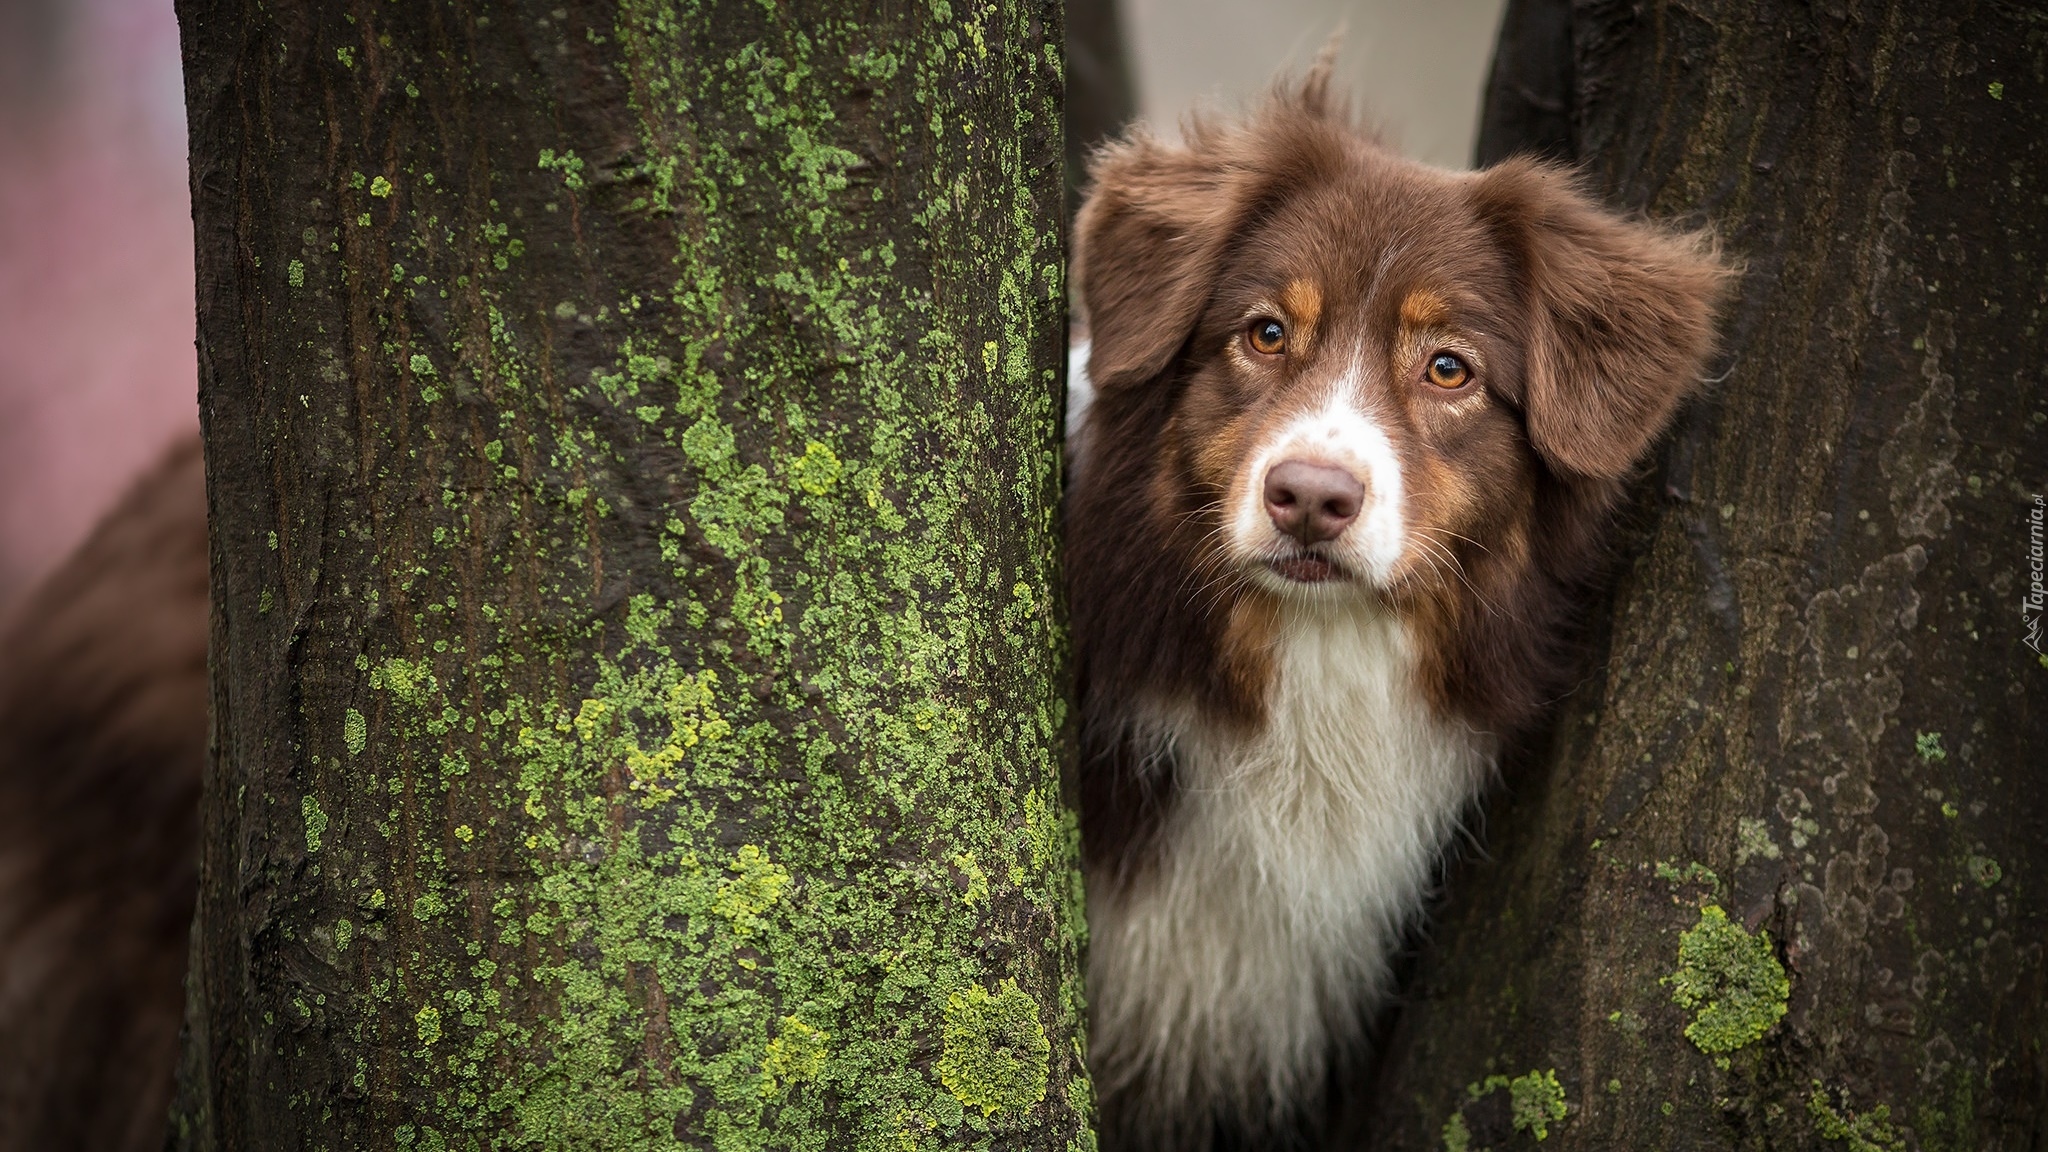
[0,0,196,615]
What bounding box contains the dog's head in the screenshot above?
[1072,74,1731,611]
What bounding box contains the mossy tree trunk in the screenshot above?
[1358,2,2047,1148]
[173,1,1088,1148]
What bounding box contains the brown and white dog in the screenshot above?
[1066,72,1730,1147]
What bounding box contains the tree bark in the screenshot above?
[172,2,1087,1148]
[1361,2,2047,1148]
[1061,0,1135,220]
[1473,0,1573,168]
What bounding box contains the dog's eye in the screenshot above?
[1248,319,1287,356]
[1426,353,1471,389]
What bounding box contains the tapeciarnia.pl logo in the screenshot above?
[2026,494,2045,656]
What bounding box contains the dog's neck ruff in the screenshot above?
[1086,596,1493,1133]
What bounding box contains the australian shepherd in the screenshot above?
[1066,70,1730,1147]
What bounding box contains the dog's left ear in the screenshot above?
[1471,159,1734,480]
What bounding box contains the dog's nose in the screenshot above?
[1264,459,1364,545]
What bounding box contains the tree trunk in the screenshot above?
[172,2,1087,1148]
[1361,2,2047,1148]
[1061,0,1135,220]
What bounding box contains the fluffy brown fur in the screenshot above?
[1068,70,1729,1147]
[0,436,207,1152]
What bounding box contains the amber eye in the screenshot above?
[1426,352,1471,389]
[1248,319,1287,356]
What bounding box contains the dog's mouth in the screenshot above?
[1265,553,1347,584]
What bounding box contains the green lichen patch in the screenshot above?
[1916,730,1947,761]
[536,148,585,190]
[371,655,436,707]
[759,1015,829,1097]
[415,1005,442,1046]
[1455,1069,1568,1144]
[1966,855,2002,887]
[788,439,843,496]
[1808,1083,1905,1152]
[710,844,792,937]
[1508,1070,1567,1140]
[1441,1111,1472,1151]
[1655,860,1722,891]
[936,980,1051,1120]
[1666,904,1790,1053]
[301,794,329,854]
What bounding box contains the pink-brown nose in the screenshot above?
[1263,459,1364,545]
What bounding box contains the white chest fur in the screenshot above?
[1086,601,1493,1129]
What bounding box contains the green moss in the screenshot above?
[1915,730,1947,761]
[936,981,1051,1120]
[1966,855,2001,887]
[1666,904,1790,1053]
[1508,1070,1566,1140]
[372,656,436,707]
[760,1016,829,1097]
[416,1006,442,1046]
[301,794,329,853]
[535,148,586,191]
[788,440,843,495]
[1809,1084,1904,1152]
[1654,860,1721,890]
[1456,1070,1568,1144]
[343,708,366,755]
[709,844,792,937]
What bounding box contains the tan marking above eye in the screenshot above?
[1400,289,1451,328]
[1426,352,1471,389]
[1248,319,1287,356]
[1279,279,1323,335]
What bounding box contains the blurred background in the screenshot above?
[0,0,193,614]
[0,0,1506,616]
[1119,0,1507,168]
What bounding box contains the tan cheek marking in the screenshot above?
[1495,519,1531,576]
[1417,455,1479,528]
[1280,279,1322,351]
[1189,411,1260,492]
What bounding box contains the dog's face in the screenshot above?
[1171,177,1537,601]
[1074,82,1729,621]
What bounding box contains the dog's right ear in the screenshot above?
[1072,134,1250,390]
[1075,70,1350,390]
